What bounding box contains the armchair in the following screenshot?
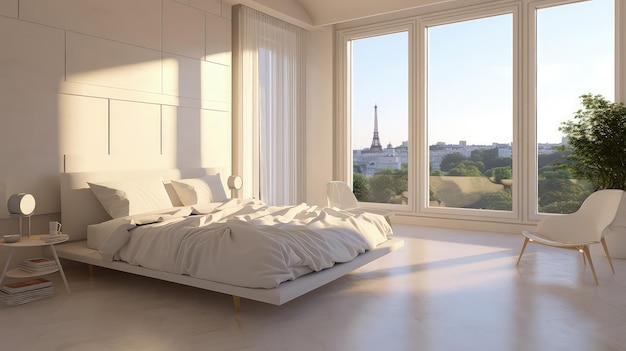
[516,189,624,284]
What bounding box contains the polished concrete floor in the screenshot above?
[2,224,626,351]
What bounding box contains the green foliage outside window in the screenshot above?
[353,149,591,213]
[559,94,626,190]
[440,153,466,172]
[353,167,408,204]
[368,167,408,204]
[448,162,484,176]
[352,172,370,202]
[472,190,512,211]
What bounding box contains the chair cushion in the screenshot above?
[522,230,598,247]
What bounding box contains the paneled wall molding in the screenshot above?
[0,0,233,231]
[59,83,231,113]
[18,0,229,53]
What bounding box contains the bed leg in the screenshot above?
[88,264,94,278]
[233,295,241,313]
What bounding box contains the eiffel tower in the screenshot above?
[369,104,383,153]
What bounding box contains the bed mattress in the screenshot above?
[87,199,393,289]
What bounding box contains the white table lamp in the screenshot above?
[227,175,243,199]
[227,175,243,190]
[7,193,36,237]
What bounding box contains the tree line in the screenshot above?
[353,147,590,213]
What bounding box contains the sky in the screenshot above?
[350,0,614,149]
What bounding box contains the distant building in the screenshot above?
[538,142,564,154]
[428,141,514,170]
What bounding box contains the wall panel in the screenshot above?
[201,62,232,103]
[163,0,206,59]
[66,32,163,94]
[0,0,18,18]
[190,0,222,17]
[163,105,203,168]
[58,94,109,161]
[161,105,231,169]
[163,53,203,100]
[20,0,162,50]
[206,14,232,65]
[200,110,232,168]
[109,100,162,162]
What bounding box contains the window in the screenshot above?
[426,13,514,212]
[336,0,620,228]
[350,31,410,205]
[535,0,614,214]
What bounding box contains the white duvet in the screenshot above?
[94,199,393,288]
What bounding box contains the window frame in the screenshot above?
[528,0,616,220]
[419,5,521,221]
[334,0,622,228]
[335,20,416,214]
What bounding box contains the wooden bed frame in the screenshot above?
[55,168,404,311]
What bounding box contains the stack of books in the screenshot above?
[18,257,58,273]
[0,278,54,306]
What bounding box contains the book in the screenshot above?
[21,257,56,267]
[0,286,54,306]
[1,278,52,294]
[18,257,57,273]
[17,265,57,273]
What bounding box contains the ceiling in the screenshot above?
[293,0,460,26]
[228,0,467,28]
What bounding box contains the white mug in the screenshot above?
[49,221,62,236]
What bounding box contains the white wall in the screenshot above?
[305,27,334,206]
[0,0,233,237]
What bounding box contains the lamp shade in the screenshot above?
[227,175,243,190]
[7,193,36,216]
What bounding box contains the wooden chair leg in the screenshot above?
[233,295,241,313]
[516,237,529,266]
[601,237,615,274]
[582,246,598,284]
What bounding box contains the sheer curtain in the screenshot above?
[233,5,305,206]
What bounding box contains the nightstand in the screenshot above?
[0,235,70,293]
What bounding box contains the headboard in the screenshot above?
[60,168,225,241]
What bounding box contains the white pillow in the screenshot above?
[170,174,228,206]
[88,177,173,218]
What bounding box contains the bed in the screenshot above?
[55,168,404,310]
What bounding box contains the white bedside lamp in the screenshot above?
[227,175,243,198]
[7,193,36,237]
